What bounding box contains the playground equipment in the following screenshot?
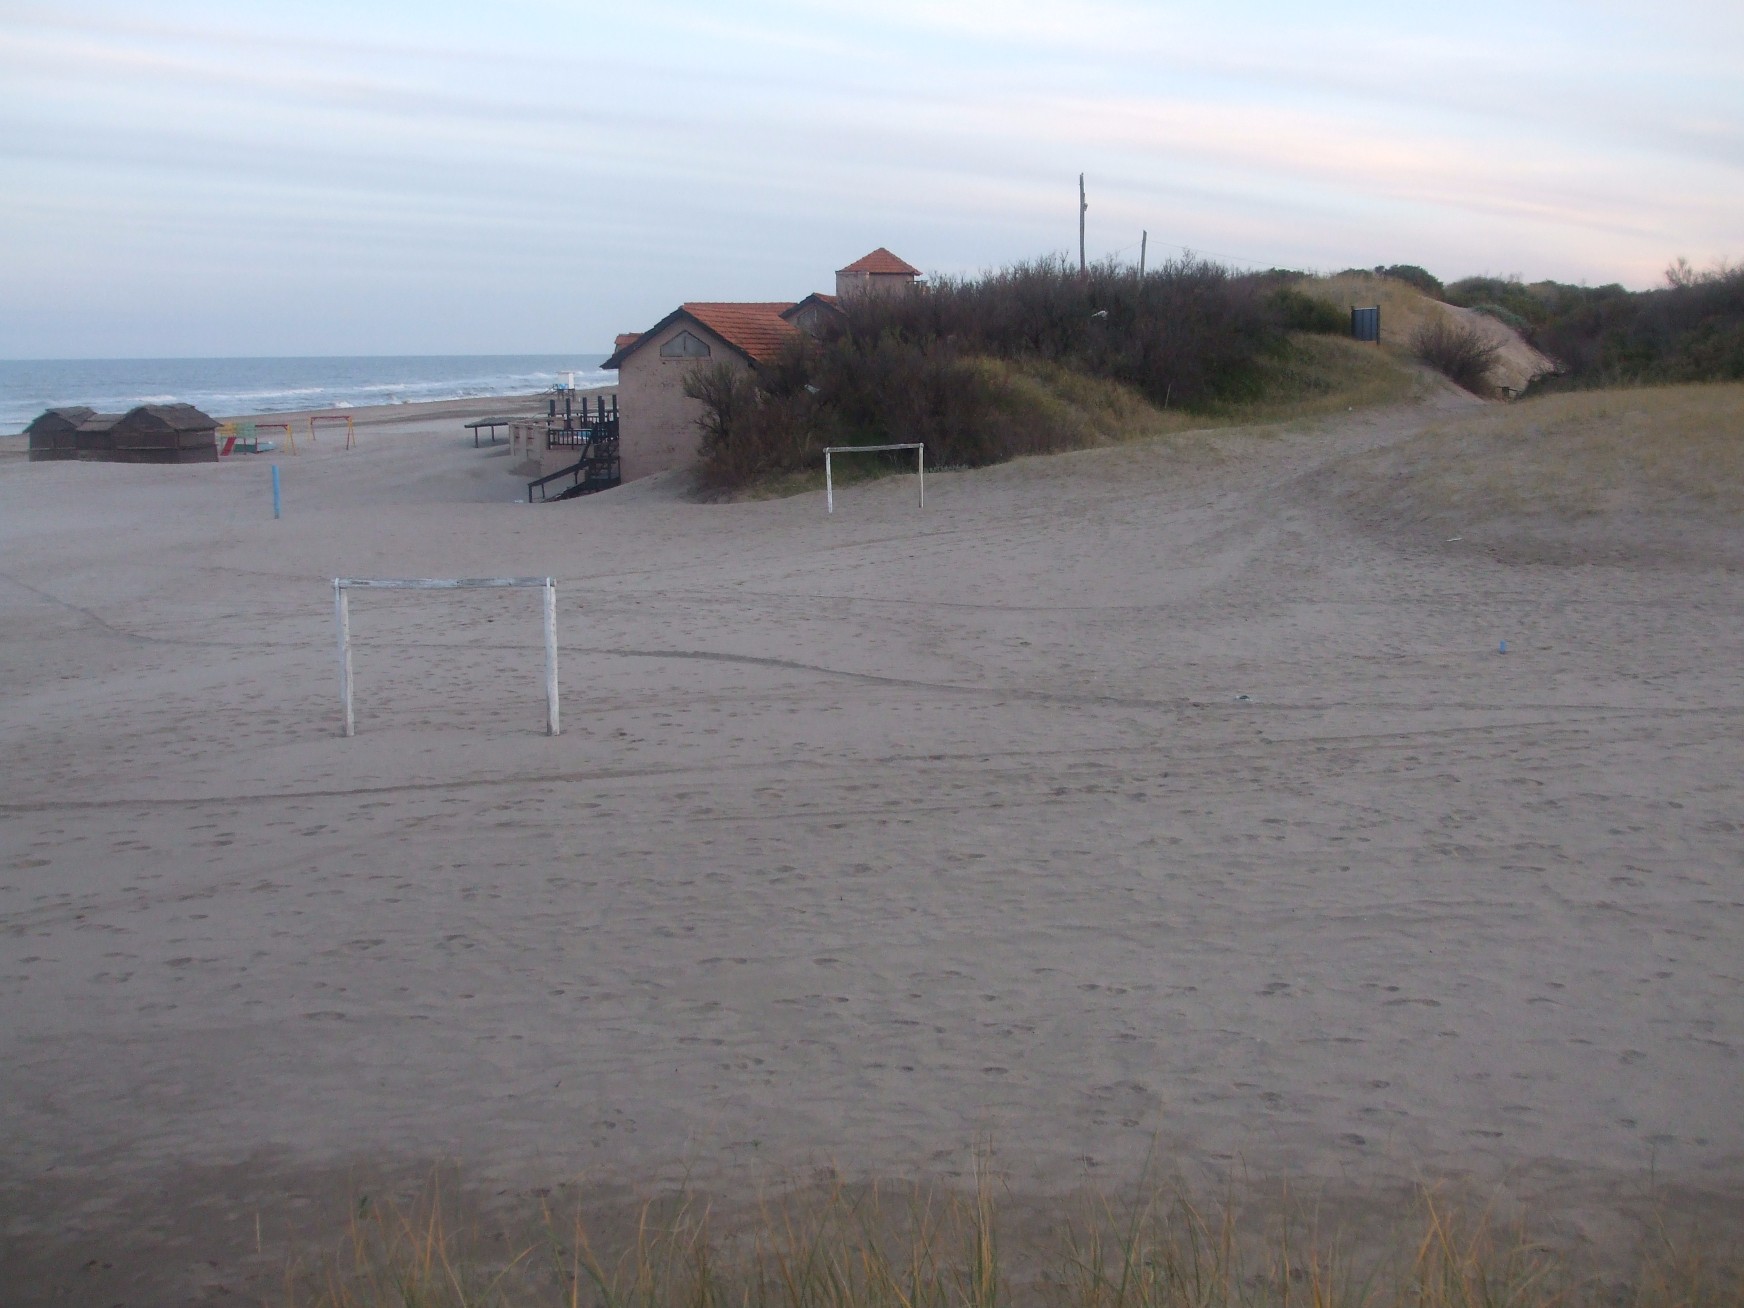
[310,413,357,449]
[217,420,295,455]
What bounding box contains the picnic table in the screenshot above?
[465,416,514,447]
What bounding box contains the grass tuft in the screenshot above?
[280,1167,1744,1308]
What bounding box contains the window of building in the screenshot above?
[659,330,712,358]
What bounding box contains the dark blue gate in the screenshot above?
[1351,306,1381,342]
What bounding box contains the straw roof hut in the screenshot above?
[74,412,124,460]
[110,404,219,463]
[24,406,94,461]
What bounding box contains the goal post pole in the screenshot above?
[821,443,924,515]
[334,581,355,737]
[330,577,560,737]
[542,578,560,736]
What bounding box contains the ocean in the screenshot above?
[0,354,613,435]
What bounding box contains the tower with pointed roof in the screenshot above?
[835,248,923,301]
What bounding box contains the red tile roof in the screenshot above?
[838,248,921,277]
[613,332,642,352]
[679,302,799,364]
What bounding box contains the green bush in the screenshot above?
[1467,303,1529,333]
[1269,286,1347,334]
[1534,266,1744,386]
[1443,275,1554,328]
[1376,264,1445,298]
[686,255,1294,490]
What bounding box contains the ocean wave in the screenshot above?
[0,355,612,433]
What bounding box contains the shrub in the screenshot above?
[1376,264,1445,298]
[838,255,1280,409]
[686,255,1291,490]
[1467,303,1530,333]
[1411,316,1501,393]
[1529,266,1744,387]
[1269,286,1348,334]
[684,357,824,491]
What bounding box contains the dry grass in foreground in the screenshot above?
[1334,382,1744,532]
[280,1169,1744,1308]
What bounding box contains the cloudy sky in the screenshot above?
[3,0,1739,358]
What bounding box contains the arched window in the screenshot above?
[659,330,712,358]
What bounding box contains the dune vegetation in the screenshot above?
[688,257,1421,495]
[1342,382,1744,520]
[1444,264,1744,390]
[1306,262,1744,394]
[1330,382,1744,561]
[690,252,1744,496]
[285,1170,1742,1308]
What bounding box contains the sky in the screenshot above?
[2,0,1740,358]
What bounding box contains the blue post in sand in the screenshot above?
[271,465,281,519]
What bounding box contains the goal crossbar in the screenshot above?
[332,577,559,737]
[823,443,924,515]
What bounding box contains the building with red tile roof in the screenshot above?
[601,252,920,483]
[836,248,923,299]
[839,248,922,277]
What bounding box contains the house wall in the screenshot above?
[834,270,916,300]
[617,321,744,483]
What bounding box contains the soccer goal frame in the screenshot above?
[823,443,924,514]
[332,577,559,737]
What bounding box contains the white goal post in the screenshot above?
[332,577,559,737]
[823,443,924,514]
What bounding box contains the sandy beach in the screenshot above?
[1,388,1740,1303]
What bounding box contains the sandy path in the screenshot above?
[1,394,1740,1302]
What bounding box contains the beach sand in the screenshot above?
[0,390,1740,1303]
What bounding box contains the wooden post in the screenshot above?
[334,581,354,737]
[542,579,560,737]
[1139,230,1147,281]
[825,449,834,514]
[917,444,925,508]
[1079,173,1087,277]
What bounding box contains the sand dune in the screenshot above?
[1,389,1740,1303]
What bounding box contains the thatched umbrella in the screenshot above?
[111,404,219,463]
[74,412,123,460]
[24,407,94,461]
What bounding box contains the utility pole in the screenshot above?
[1079,173,1087,277]
[1139,230,1147,281]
